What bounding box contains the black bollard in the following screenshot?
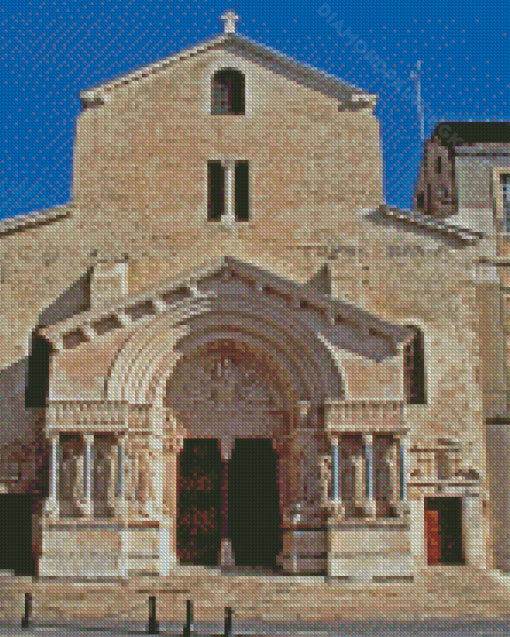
[21,593,32,629]
[224,606,233,637]
[148,596,159,635]
[182,599,194,636]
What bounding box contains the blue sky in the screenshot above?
[0,0,507,220]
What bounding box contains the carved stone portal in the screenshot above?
[166,340,284,413]
[165,340,287,461]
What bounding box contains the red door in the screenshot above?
[425,508,441,565]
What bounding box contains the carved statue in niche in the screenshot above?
[375,436,396,516]
[300,433,323,507]
[340,436,360,516]
[319,454,331,504]
[60,436,83,515]
[133,446,155,516]
[94,438,115,516]
[126,450,139,504]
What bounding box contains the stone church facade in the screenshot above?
[0,12,508,581]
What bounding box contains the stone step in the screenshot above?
[0,566,509,624]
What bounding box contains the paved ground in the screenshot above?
[1,619,510,636]
[3,566,510,635]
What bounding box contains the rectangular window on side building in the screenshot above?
[502,174,510,232]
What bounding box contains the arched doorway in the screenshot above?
[167,339,289,568]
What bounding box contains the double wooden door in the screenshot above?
[177,438,282,567]
[177,438,222,566]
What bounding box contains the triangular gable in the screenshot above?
[41,256,413,362]
[80,32,375,107]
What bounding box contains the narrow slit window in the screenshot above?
[404,326,426,405]
[207,161,225,221]
[235,161,249,221]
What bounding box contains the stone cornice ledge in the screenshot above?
[378,204,485,243]
[324,400,406,433]
[0,204,73,236]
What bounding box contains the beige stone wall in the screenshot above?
[73,48,383,232]
[0,38,497,571]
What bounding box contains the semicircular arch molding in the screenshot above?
[105,293,344,407]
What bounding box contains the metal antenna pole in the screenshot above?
[411,60,425,144]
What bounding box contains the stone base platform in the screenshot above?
[1,566,510,626]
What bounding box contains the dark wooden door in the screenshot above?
[0,494,35,575]
[425,497,464,565]
[229,438,282,567]
[439,497,464,563]
[177,439,222,566]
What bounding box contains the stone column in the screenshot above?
[363,433,377,517]
[296,400,311,506]
[220,440,235,568]
[331,438,339,500]
[116,433,127,517]
[222,159,236,223]
[352,452,364,512]
[396,432,409,517]
[386,439,399,515]
[83,434,94,517]
[148,434,163,518]
[330,436,344,516]
[45,432,60,518]
[162,433,182,573]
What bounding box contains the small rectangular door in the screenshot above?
[425,497,464,565]
[0,494,35,575]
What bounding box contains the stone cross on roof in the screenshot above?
[221,10,240,34]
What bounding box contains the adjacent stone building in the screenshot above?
[0,12,507,581]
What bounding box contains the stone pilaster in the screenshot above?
[45,432,60,519]
[363,433,377,517]
[83,433,94,517]
[395,431,409,517]
[116,433,128,518]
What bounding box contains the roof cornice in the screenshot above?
[378,204,485,243]
[0,204,73,236]
[80,32,375,107]
[41,255,412,354]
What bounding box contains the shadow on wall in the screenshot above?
[0,270,91,497]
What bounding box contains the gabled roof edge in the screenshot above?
[41,255,412,351]
[378,204,485,243]
[80,32,375,105]
[0,204,74,236]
